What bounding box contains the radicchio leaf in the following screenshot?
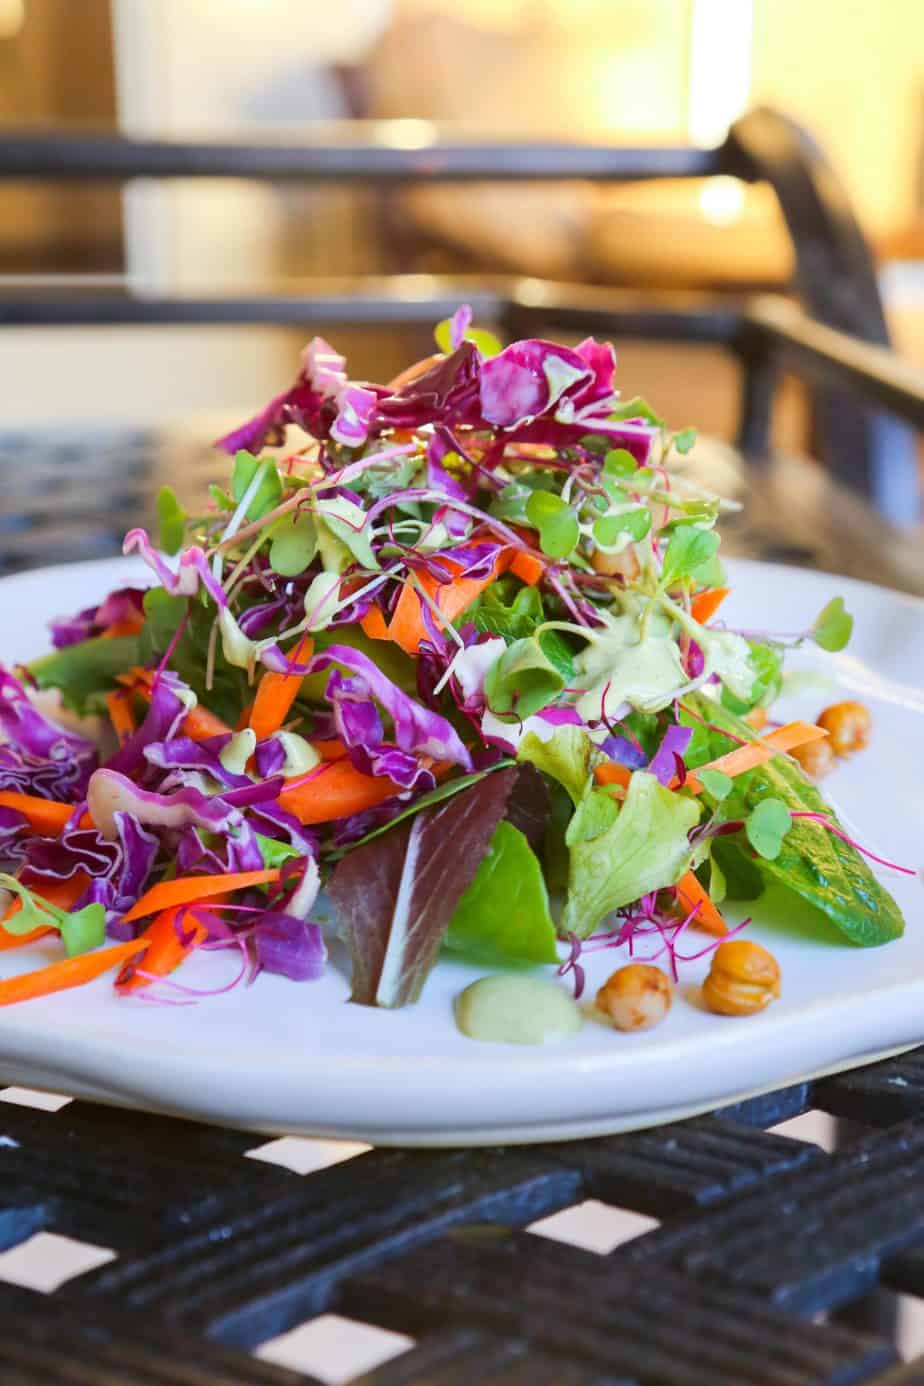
[328,766,518,1008]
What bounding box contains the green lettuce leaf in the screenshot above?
[688,694,905,946]
[518,725,601,807]
[29,634,142,715]
[561,771,700,938]
[445,821,558,966]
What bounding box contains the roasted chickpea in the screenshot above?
[591,545,640,582]
[817,700,871,757]
[596,963,672,1032]
[703,940,781,1016]
[790,735,837,780]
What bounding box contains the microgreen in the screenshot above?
[812,596,853,652]
[269,513,318,577]
[603,448,638,478]
[526,490,579,559]
[673,427,697,455]
[483,636,566,719]
[697,768,734,800]
[609,396,664,427]
[593,509,652,547]
[156,486,186,555]
[434,316,502,358]
[660,526,720,588]
[745,797,793,860]
[231,452,282,521]
[0,875,105,958]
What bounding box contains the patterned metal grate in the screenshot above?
[0,1067,912,1382]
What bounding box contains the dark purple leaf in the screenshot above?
[328,766,518,1007]
[504,763,550,856]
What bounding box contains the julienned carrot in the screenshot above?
[0,937,149,1007]
[690,586,730,626]
[117,902,214,992]
[0,793,74,837]
[507,549,545,587]
[118,668,232,742]
[675,870,728,937]
[105,687,136,744]
[0,872,90,949]
[279,758,402,825]
[100,612,145,639]
[249,635,314,741]
[120,869,280,924]
[683,722,828,794]
[594,762,632,790]
[360,545,542,657]
[314,739,348,761]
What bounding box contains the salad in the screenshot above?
[0,307,910,1016]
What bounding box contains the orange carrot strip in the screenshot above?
[386,354,443,392]
[594,762,632,790]
[105,687,137,744]
[249,635,314,741]
[507,550,544,586]
[0,872,90,948]
[0,793,74,837]
[682,722,828,795]
[0,938,150,1007]
[117,902,216,992]
[100,613,145,639]
[313,739,348,761]
[690,586,730,626]
[236,701,255,731]
[278,759,402,825]
[121,869,281,925]
[675,870,728,937]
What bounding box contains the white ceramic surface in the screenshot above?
[0,556,921,1146]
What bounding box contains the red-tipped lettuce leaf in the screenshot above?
[328,766,518,1007]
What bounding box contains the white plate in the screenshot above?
[0,556,922,1146]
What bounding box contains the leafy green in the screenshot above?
[255,834,304,869]
[603,447,639,479]
[484,637,565,719]
[518,725,600,807]
[689,695,904,946]
[561,771,700,938]
[609,396,664,428]
[526,491,579,559]
[673,426,697,455]
[711,836,766,901]
[745,797,792,860]
[269,513,318,577]
[29,634,142,715]
[698,768,733,801]
[593,509,651,546]
[434,316,502,357]
[445,822,558,965]
[470,583,544,642]
[0,875,105,958]
[661,526,720,589]
[329,766,511,858]
[156,486,186,555]
[812,597,853,652]
[137,589,247,725]
[722,642,783,715]
[537,629,576,684]
[231,452,283,521]
[317,496,378,571]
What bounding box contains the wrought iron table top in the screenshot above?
[0,423,923,1386]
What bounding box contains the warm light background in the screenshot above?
[1,0,922,454]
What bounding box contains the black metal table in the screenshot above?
[0,422,923,1386]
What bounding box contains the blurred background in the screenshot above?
[0,0,922,493]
